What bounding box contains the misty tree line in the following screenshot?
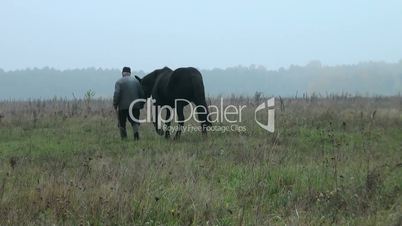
[0,61,401,100]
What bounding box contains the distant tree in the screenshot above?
[1,62,401,99]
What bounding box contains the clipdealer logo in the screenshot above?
[128,97,275,133]
[254,97,275,132]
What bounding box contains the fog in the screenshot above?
[1,1,402,98]
[1,61,401,100]
[1,0,401,71]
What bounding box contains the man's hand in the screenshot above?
[114,106,120,128]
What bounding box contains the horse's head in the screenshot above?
[140,67,172,98]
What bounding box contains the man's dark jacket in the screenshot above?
[113,76,144,110]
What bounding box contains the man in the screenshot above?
[113,67,144,140]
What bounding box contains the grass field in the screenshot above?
[0,96,401,225]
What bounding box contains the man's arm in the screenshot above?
[113,81,121,110]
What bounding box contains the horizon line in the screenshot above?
[1,59,402,73]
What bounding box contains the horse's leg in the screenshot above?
[194,100,211,135]
[174,104,184,140]
[164,108,171,139]
[153,105,164,136]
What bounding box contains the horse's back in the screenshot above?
[168,67,206,103]
[170,67,201,83]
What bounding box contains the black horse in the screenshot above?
[138,67,211,139]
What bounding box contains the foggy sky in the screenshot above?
[1,0,401,71]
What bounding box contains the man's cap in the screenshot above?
[122,67,131,73]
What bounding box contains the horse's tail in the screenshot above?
[192,70,212,126]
